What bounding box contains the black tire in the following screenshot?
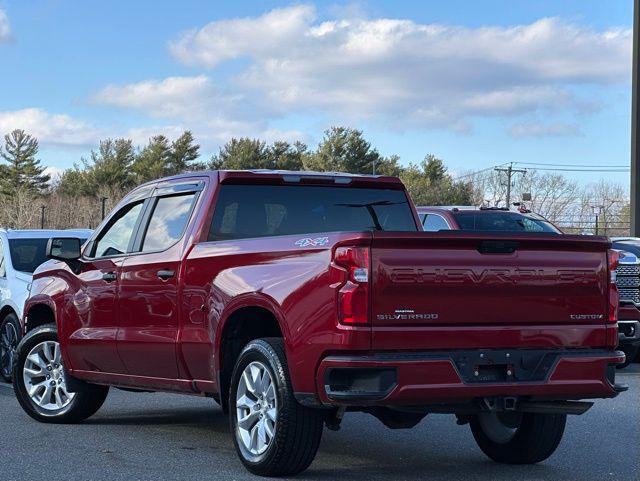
[470,411,566,464]
[229,338,324,477]
[617,345,640,369]
[13,324,109,424]
[0,312,21,382]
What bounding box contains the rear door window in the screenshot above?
[209,184,417,241]
[141,193,197,252]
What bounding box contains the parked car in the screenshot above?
[609,238,640,366]
[0,229,91,382]
[416,205,562,234]
[13,171,625,477]
[418,206,639,368]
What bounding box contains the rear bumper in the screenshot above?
[309,349,625,407]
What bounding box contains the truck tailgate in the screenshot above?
[370,231,612,351]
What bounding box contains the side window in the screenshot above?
[423,214,450,232]
[93,202,144,258]
[521,217,544,232]
[0,240,5,277]
[141,193,196,252]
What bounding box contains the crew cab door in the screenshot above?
[117,181,202,380]
[66,199,147,374]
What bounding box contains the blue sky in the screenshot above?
[0,1,634,185]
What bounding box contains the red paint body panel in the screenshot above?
[316,352,623,406]
[369,231,611,351]
[23,170,623,409]
[117,248,181,380]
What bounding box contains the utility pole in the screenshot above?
[101,197,108,220]
[592,204,604,235]
[40,205,45,229]
[631,0,639,235]
[495,163,527,207]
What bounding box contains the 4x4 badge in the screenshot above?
[294,237,329,247]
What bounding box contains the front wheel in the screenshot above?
[13,324,109,423]
[229,338,324,477]
[470,411,566,464]
[0,312,21,382]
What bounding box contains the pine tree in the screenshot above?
[0,129,50,195]
[169,131,201,174]
[304,127,401,175]
[209,138,269,170]
[133,135,171,183]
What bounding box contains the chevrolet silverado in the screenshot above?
[13,171,625,476]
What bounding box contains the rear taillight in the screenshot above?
[608,249,620,323]
[334,246,370,325]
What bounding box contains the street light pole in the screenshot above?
[631,0,640,235]
[101,197,108,220]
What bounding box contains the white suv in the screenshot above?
[0,228,91,381]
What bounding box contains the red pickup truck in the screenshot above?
[14,171,625,477]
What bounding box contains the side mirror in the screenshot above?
[46,237,82,261]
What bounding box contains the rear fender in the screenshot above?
[213,293,289,382]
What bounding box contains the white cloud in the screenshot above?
[508,121,583,139]
[0,9,11,42]
[166,6,631,132]
[0,108,102,146]
[93,76,305,144]
[169,5,316,67]
[93,75,228,119]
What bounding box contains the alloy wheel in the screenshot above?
[22,341,75,411]
[235,361,278,456]
[0,321,18,379]
[477,411,523,444]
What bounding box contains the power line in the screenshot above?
[515,162,629,168]
[453,162,511,181]
[522,167,629,172]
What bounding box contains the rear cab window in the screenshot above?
[208,184,417,241]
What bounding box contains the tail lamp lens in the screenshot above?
[607,249,620,323]
[334,247,370,325]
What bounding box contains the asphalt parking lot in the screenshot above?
[1,366,638,481]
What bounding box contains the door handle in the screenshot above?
[102,272,117,282]
[157,269,175,280]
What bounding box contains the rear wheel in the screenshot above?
[229,338,324,477]
[617,345,639,369]
[470,411,566,464]
[13,324,109,423]
[0,313,21,382]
